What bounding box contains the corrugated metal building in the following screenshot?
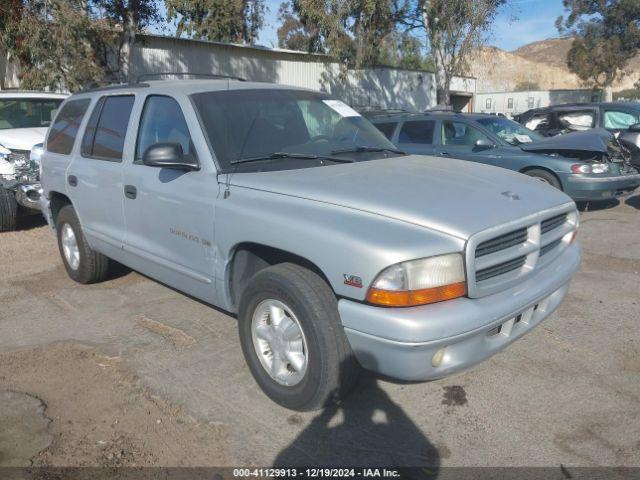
[2,34,477,111]
[475,89,602,116]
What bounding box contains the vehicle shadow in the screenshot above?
[576,199,620,212]
[15,213,47,231]
[625,194,640,210]
[274,354,440,477]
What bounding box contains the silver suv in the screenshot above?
[40,79,581,410]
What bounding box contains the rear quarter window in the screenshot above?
[398,120,436,144]
[47,99,91,155]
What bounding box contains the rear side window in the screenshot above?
[135,95,197,164]
[398,120,436,144]
[603,110,639,130]
[558,110,595,130]
[374,122,398,140]
[81,95,134,161]
[47,99,91,155]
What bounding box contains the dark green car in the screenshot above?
[368,111,640,202]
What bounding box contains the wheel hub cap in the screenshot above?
[251,299,308,386]
[61,223,80,270]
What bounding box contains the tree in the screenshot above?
[277,1,319,52]
[285,0,404,68]
[377,31,434,71]
[0,0,105,90]
[557,0,640,101]
[402,0,506,106]
[514,80,540,92]
[166,0,266,45]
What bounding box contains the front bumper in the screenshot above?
[15,183,43,211]
[339,243,581,381]
[562,172,640,201]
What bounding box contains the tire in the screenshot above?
[524,169,562,190]
[55,204,110,284]
[238,263,360,411]
[0,186,18,232]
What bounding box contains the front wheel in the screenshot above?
[238,263,360,411]
[0,186,18,232]
[56,205,110,284]
[524,169,562,190]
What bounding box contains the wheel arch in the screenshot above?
[48,191,73,225]
[519,166,564,190]
[226,242,333,310]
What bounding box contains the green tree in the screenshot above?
[402,0,506,106]
[514,80,540,92]
[286,0,404,68]
[276,1,319,52]
[557,0,640,101]
[166,0,266,45]
[0,0,105,90]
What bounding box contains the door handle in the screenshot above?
[124,185,137,199]
[68,175,78,187]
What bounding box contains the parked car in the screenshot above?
[514,102,640,168]
[40,80,581,410]
[0,91,67,231]
[367,111,640,202]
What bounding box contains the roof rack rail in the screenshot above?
[424,108,462,113]
[136,72,246,83]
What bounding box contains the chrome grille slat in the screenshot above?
[541,222,574,246]
[540,239,562,256]
[541,213,567,234]
[475,240,537,271]
[475,227,528,257]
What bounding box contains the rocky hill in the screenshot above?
[469,38,639,93]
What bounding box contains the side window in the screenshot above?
[441,121,490,146]
[603,110,639,130]
[525,113,551,131]
[47,99,91,155]
[558,110,595,130]
[135,95,197,164]
[81,95,134,161]
[374,122,398,140]
[398,120,436,144]
[507,98,514,109]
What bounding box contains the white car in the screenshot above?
[0,91,67,231]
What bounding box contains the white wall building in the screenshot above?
[475,89,602,116]
[2,34,477,112]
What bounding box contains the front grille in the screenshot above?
[541,213,567,234]
[475,228,528,257]
[476,255,526,282]
[468,207,577,298]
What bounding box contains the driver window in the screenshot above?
[441,121,490,146]
[603,110,638,130]
[135,95,196,164]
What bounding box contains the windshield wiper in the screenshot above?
[231,152,353,165]
[331,146,406,155]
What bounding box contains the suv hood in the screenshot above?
[229,155,574,239]
[0,127,48,151]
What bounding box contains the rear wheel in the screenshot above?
[56,205,110,284]
[238,263,360,411]
[524,169,562,190]
[0,186,18,232]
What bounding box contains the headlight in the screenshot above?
[31,143,44,165]
[0,144,9,159]
[366,253,466,307]
[571,163,610,174]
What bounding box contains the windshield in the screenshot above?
[0,98,62,130]
[192,89,402,171]
[476,117,543,146]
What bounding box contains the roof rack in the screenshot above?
[136,72,246,83]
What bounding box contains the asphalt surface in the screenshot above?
[0,196,639,469]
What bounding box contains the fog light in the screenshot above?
[432,347,446,367]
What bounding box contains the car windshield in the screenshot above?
[192,89,403,171]
[0,98,63,130]
[476,117,543,146]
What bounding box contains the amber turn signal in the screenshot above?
[366,281,467,307]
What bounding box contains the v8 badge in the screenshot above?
[343,274,363,288]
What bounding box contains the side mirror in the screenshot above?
[143,142,199,171]
[628,123,640,133]
[474,138,494,150]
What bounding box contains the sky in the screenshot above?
[255,0,568,51]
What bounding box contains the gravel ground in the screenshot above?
[0,197,638,469]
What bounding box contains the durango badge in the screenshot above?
[501,191,521,200]
[343,274,363,288]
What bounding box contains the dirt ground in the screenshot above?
[0,197,639,470]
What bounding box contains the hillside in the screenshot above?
[470,38,640,93]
